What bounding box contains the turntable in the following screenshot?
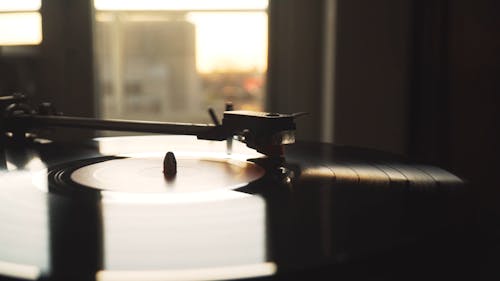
[0,94,469,281]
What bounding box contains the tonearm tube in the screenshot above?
[0,94,305,157]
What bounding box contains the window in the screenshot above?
[93,0,268,123]
[0,0,42,46]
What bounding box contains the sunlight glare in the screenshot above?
[187,12,267,73]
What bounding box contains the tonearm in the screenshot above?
[0,94,305,157]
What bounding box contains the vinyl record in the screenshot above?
[0,135,467,281]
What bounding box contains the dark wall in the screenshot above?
[410,0,500,223]
[446,1,500,277]
[447,0,500,213]
[334,0,412,156]
[267,0,324,141]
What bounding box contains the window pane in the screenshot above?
[0,0,42,46]
[93,2,268,124]
[0,0,41,11]
[0,12,42,46]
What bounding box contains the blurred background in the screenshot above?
[0,0,498,279]
[0,0,268,123]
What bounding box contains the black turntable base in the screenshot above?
[0,135,472,281]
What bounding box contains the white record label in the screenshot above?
[70,155,264,193]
